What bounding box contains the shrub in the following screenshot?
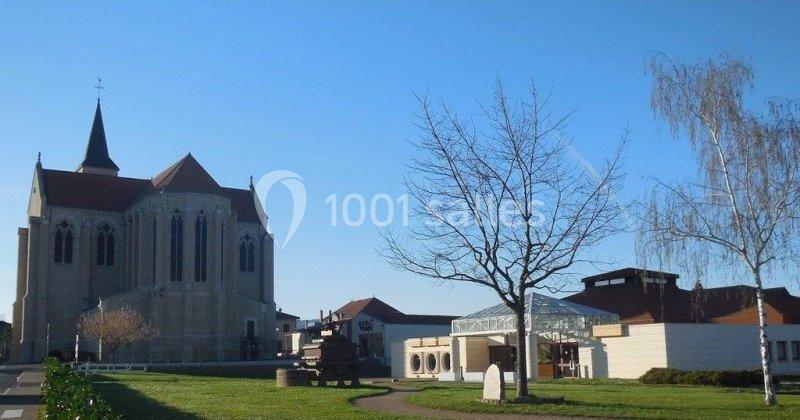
[41,357,119,419]
[640,367,763,387]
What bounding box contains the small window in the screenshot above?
[595,280,610,287]
[609,278,625,285]
[642,277,667,285]
[410,354,421,373]
[441,352,451,372]
[426,353,437,371]
[777,341,787,362]
[767,341,773,361]
[791,341,800,361]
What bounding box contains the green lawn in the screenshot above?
[92,372,401,419]
[93,373,800,419]
[406,379,800,419]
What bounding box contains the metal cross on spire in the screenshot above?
[95,76,104,101]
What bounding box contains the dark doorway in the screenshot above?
[489,345,516,372]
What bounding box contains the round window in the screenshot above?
[410,354,421,372]
[426,353,437,372]
[441,352,451,372]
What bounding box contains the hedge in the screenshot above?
[41,357,119,419]
[640,367,763,387]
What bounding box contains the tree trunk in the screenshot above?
[514,305,529,400]
[753,269,777,406]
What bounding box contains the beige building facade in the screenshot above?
[11,101,276,363]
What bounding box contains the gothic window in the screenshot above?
[194,211,208,282]
[170,210,183,282]
[220,224,225,283]
[54,221,74,264]
[239,235,255,273]
[95,224,115,266]
[152,218,157,284]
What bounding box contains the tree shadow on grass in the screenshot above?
[93,379,201,420]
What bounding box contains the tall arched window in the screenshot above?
[194,211,208,282]
[170,210,183,282]
[54,221,74,264]
[239,235,255,272]
[96,224,115,266]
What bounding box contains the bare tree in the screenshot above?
[78,306,158,363]
[382,80,627,399]
[640,54,800,406]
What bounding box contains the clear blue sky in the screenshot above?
[1,1,799,322]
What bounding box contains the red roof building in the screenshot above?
[564,268,800,325]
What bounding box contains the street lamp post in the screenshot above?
[98,297,104,363]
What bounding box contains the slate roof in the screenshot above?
[79,101,119,171]
[333,297,457,325]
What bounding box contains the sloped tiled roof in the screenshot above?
[152,153,221,194]
[42,169,151,212]
[276,311,300,320]
[333,297,457,325]
[565,273,800,325]
[40,155,261,222]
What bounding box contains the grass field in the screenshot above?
[406,379,800,419]
[92,372,401,419]
[93,373,800,419]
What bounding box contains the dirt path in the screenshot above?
[353,388,580,420]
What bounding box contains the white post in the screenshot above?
[45,323,50,357]
[74,334,79,364]
[98,298,104,363]
[525,332,537,381]
[450,336,462,381]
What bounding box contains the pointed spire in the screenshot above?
[78,100,119,176]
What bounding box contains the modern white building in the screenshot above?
[392,268,800,381]
[391,293,617,382]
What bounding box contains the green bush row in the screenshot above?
[640,367,764,387]
[41,357,119,419]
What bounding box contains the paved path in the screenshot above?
[354,387,581,420]
[0,365,42,420]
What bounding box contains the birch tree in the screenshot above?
[383,80,627,400]
[640,54,800,405]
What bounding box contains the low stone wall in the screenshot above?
[276,368,312,387]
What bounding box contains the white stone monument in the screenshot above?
[482,364,505,402]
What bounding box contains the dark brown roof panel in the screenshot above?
[42,169,151,212]
[333,297,457,325]
[152,153,221,193]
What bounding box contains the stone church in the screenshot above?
[11,101,276,363]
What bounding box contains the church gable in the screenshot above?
[152,153,221,194]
